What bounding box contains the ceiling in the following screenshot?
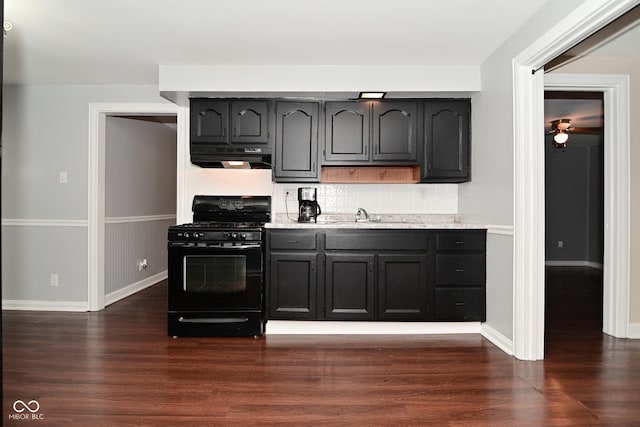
[3,0,555,85]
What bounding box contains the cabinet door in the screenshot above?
[377,254,428,320]
[325,254,375,320]
[190,99,229,144]
[371,101,418,162]
[423,100,470,182]
[324,101,370,162]
[274,102,319,181]
[268,252,317,319]
[230,101,270,144]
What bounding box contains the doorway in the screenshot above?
[544,91,605,348]
[88,103,186,311]
[103,115,177,306]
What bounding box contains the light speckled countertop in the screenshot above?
[266,213,487,229]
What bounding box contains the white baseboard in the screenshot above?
[481,324,514,355]
[629,323,640,339]
[266,321,481,335]
[545,260,603,269]
[105,271,167,307]
[2,300,88,312]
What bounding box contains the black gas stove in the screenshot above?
[167,195,271,337]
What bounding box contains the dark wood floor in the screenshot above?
[3,268,640,426]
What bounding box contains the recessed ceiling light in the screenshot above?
[358,92,386,99]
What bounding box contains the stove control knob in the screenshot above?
[229,232,238,240]
[184,232,190,238]
[240,233,247,240]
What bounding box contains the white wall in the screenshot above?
[2,84,172,308]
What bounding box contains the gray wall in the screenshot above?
[104,116,176,299]
[545,134,604,265]
[458,0,590,342]
[2,84,172,306]
[105,116,176,218]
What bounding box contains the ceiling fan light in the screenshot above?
[554,132,569,144]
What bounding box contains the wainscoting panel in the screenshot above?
[105,216,175,300]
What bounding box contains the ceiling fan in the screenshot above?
[547,117,603,149]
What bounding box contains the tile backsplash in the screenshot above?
[273,183,458,216]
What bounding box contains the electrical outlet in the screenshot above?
[558,240,564,248]
[59,170,68,184]
[283,187,296,198]
[50,273,59,287]
[138,259,148,271]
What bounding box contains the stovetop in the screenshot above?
[172,221,265,230]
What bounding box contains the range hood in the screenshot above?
[190,147,272,169]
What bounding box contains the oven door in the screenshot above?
[168,242,263,311]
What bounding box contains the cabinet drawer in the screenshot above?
[434,288,485,321]
[325,231,427,251]
[435,232,485,251]
[269,231,317,250]
[435,254,485,286]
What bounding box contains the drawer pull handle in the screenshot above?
[455,302,466,306]
[455,269,466,273]
[455,241,466,245]
[287,240,299,244]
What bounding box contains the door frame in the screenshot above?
[512,0,635,360]
[87,103,187,311]
[544,74,630,340]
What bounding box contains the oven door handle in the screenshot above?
[219,243,262,249]
[178,316,249,324]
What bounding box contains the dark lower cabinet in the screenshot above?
[266,229,485,323]
[325,254,375,320]
[378,254,428,320]
[268,253,318,319]
[435,288,485,321]
[432,230,486,321]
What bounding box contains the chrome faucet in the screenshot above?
[356,207,370,222]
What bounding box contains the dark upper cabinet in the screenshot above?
[230,101,270,144]
[190,99,270,145]
[274,102,319,182]
[324,102,370,161]
[422,100,471,182]
[371,101,418,162]
[323,101,418,164]
[191,99,229,144]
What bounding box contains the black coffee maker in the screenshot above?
[298,187,321,223]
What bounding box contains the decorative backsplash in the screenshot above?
[272,183,458,215]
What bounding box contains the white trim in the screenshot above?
[544,74,630,339]
[104,271,167,307]
[487,225,514,236]
[266,321,481,335]
[104,214,176,224]
[545,261,603,270]
[1,219,88,227]
[2,300,88,312]
[629,323,640,339]
[88,102,185,312]
[480,324,513,356]
[512,0,637,361]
